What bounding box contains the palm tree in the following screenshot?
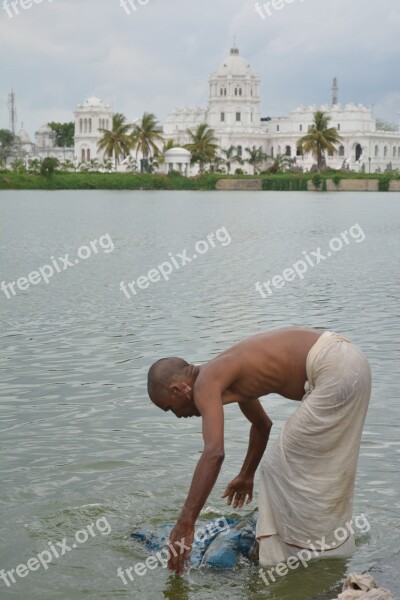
[185,124,218,173]
[130,112,164,173]
[297,111,342,171]
[60,159,76,172]
[245,146,268,174]
[268,153,293,174]
[220,145,243,174]
[157,139,177,167]
[98,113,132,170]
[28,158,42,173]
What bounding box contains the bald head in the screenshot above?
[147,357,189,405]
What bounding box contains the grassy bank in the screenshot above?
[0,170,399,191]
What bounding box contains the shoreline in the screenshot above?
[1,172,399,192]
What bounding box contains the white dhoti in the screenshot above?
[256,331,371,567]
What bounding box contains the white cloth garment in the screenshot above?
[257,331,371,567]
[332,573,394,599]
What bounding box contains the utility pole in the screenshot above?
[332,77,338,106]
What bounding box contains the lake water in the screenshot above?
[0,190,399,600]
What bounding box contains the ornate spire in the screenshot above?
[230,35,239,55]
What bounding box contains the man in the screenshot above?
[147,327,371,575]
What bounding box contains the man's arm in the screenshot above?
[167,389,225,575]
[222,399,272,508]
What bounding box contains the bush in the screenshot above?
[40,157,59,177]
[261,177,308,191]
[332,174,342,188]
[311,174,322,190]
[322,178,327,191]
[234,168,245,175]
[378,175,390,192]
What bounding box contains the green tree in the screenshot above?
[220,145,243,174]
[0,129,15,161]
[245,146,268,174]
[40,157,59,176]
[297,111,342,171]
[60,159,76,172]
[28,158,42,173]
[185,124,218,173]
[157,139,177,167]
[11,159,27,173]
[131,113,164,173]
[98,113,132,170]
[268,153,293,174]
[48,122,75,147]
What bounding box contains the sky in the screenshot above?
[1,0,399,138]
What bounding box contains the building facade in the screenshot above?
[164,44,400,174]
[74,96,113,163]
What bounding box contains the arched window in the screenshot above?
[296,147,303,157]
[250,88,253,96]
[84,119,87,133]
[384,146,388,157]
[299,124,303,132]
[328,148,334,157]
[81,148,85,161]
[224,88,227,96]
[285,145,291,156]
[235,88,238,96]
[339,145,345,157]
[87,148,90,161]
[237,145,242,157]
[393,147,397,158]
[221,112,225,122]
[355,144,362,161]
[337,124,341,131]
[89,119,92,133]
[271,146,274,158]
[375,145,379,157]
[277,125,280,132]
[239,88,242,96]
[220,88,223,96]
[80,119,83,133]
[236,112,241,122]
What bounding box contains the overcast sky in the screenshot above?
[1,0,399,137]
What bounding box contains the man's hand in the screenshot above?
[221,475,254,508]
[167,520,194,576]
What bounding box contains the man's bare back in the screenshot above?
[196,327,323,405]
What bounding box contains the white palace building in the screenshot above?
[14,43,400,174]
[163,43,400,174]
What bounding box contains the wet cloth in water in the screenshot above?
[256,331,371,566]
[331,573,394,599]
[132,512,258,569]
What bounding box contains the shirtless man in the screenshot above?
[147,327,371,575]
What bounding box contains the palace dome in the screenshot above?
[215,45,253,77]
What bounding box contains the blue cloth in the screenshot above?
[131,512,258,570]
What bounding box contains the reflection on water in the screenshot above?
[0,191,399,599]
